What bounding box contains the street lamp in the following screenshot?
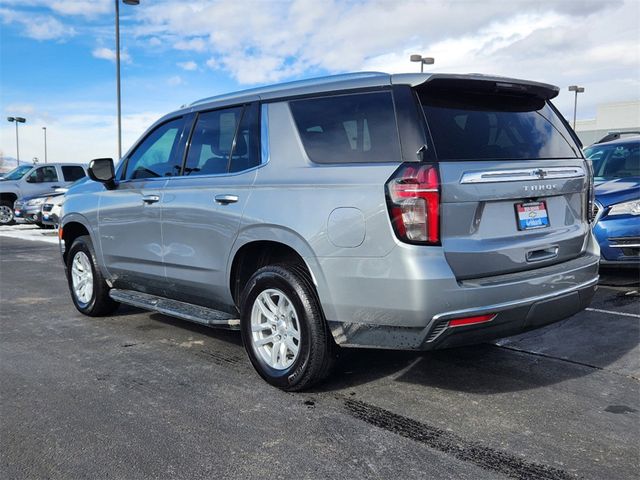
[42,127,48,163]
[568,85,585,130]
[410,54,435,73]
[7,116,26,166]
[115,0,140,159]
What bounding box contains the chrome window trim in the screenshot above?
[161,162,267,182]
[460,166,585,184]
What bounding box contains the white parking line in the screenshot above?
[585,307,640,319]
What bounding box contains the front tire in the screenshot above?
[240,264,335,391]
[66,235,119,316]
[0,200,15,225]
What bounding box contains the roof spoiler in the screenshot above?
[412,73,560,100]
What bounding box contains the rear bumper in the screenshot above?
[322,236,599,350]
[328,277,597,350]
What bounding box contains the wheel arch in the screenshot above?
[0,192,18,204]
[227,226,336,321]
[60,214,104,274]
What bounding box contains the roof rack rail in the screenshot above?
[594,131,640,144]
[189,71,388,107]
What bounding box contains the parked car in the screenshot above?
[0,163,86,225]
[41,192,66,227]
[13,192,56,226]
[60,72,599,390]
[584,136,640,267]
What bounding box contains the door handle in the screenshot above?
[142,194,161,204]
[215,194,239,205]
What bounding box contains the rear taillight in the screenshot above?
[386,163,440,245]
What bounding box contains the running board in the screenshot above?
[109,289,240,329]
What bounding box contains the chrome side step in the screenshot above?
[109,289,240,330]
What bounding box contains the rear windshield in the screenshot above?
[419,89,579,161]
[289,91,401,164]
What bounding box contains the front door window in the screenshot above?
[124,118,185,180]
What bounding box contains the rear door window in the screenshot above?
[289,91,401,164]
[182,104,261,176]
[419,89,579,160]
[183,107,243,176]
[61,166,86,182]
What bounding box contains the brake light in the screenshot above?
[386,163,440,244]
[448,314,496,327]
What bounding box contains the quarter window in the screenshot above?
[289,91,402,164]
[125,118,185,180]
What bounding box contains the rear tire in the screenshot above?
[66,235,119,316]
[240,264,335,391]
[0,200,15,225]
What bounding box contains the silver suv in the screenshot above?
[60,72,599,390]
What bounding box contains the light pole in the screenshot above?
[7,116,26,165]
[410,54,435,73]
[568,85,585,130]
[42,127,48,163]
[116,0,140,160]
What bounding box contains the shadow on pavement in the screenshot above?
[317,306,639,393]
[599,267,639,287]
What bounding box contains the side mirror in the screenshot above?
[25,176,35,183]
[88,158,116,189]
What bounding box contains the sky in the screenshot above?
[0,0,639,164]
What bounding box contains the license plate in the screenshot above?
[515,201,549,230]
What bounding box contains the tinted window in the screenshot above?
[419,90,579,160]
[289,91,402,164]
[184,107,242,176]
[125,118,184,180]
[585,142,640,179]
[27,166,58,183]
[61,165,86,182]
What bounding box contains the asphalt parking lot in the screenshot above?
[1,228,638,480]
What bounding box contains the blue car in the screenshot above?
[584,136,640,267]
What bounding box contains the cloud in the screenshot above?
[132,0,630,86]
[174,37,207,52]
[50,0,111,18]
[0,7,75,40]
[92,47,131,63]
[177,61,197,71]
[167,75,184,86]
